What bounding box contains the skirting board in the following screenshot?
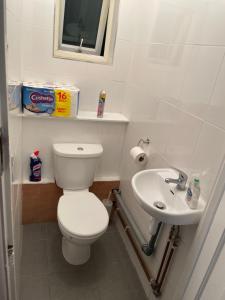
[22,181,120,224]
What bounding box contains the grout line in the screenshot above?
[6,6,22,23]
[161,98,225,134]
[206,49,225,112]
[148,42,225,48]
[127,41,225,49]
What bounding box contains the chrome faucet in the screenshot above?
[165,168,188,191]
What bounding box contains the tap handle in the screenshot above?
[171,167,188,181]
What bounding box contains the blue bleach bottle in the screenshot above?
[30,149,42,182]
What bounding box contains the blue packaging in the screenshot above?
[23,85,55,115]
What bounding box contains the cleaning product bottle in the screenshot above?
[30,149,42,182]
[97,90,106,118]
[186,180,193,205]
[186,176,200,209]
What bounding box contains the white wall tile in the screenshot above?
[117,0,139,42]
[118,0,156,45]
[180,45,225,118]
[128,44,167,100]
[191,123,225,200]
[150,101,178,156]
[7,0,22,19]
[97,123,127,179]
[151,0,193,44]
[122,84,159,121]
[159,44,186,107]
[6,10,21,81]
[164,106,203,171]
[78,78,126,112]
[205,56,225,130]
[133,0,157,45]
[21,0,54,30]
[187,0,225,46]
[85,39,133,83]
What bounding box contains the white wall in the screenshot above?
[120,0,225,299]
[21,0,133,112]
[20,0,135,181]
[22,118,127,181]
[6,0,23,298]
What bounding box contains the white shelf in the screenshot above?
[77,111,129,123]
[22,111,129,123]
[23,178,55,184]
[22,113,75,121]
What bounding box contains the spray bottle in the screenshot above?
[97,90,106,118]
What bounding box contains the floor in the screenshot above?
[20,221,148,300]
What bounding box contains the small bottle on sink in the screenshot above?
[186,177,200,209]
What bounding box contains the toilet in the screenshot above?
[53,143,109,265]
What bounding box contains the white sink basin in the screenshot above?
[131,168,205,225]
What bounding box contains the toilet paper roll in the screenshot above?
[130,146,148,165]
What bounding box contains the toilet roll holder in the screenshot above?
[137,138,150,147]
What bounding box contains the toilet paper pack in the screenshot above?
[22,82,80,117]
[23,84,55,115]
[52,85,80,117]
[8,81,22,111]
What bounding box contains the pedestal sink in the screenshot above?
[131,168,205,225]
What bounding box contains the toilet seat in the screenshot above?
[57,191,109,239]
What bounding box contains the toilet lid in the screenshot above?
[57,192,109,238]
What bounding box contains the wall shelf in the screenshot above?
[22,111,129,124]
[23,178,55,184]
[77,111,129,123]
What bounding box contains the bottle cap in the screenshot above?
[99,90,106,101]
[34,150,39,156]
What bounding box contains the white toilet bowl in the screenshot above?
[57,190,109,265]
[53,143,108,265]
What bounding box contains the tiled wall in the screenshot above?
[6,0,23,297]
[120,0,225,299]
[20,0,134,181]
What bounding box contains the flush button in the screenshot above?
[77,147,84,151]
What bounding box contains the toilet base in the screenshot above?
[62,237,90,265]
